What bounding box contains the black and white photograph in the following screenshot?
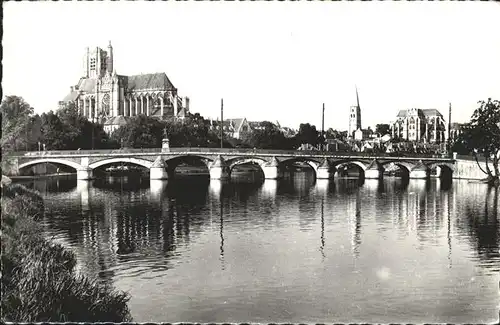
[1,1,500,323]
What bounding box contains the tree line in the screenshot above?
[0,96,342,152]
[2,95,498,184]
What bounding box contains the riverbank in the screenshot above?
[1,180,132,322]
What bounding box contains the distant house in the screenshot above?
[248,121,265,131]
[247,121,297,138]
[449,122,466,142]
[103,115,129,134]
[228,118,251,139]
[354,128,371,141]
[209,117,251,140]
[325,138,349,151]
[280,126,297,138]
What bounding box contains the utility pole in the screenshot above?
[322,103,325,151]
[92,123,95,150]
[25,116,29,151]
[220,98,224,149]
[448,102,452,155]
[448,102,452,140]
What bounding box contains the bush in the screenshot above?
[1,183,132,322]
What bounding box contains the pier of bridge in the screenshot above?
[4,148,457,181]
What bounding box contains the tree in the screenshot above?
[296,123,319,147]
[460,98,500,185]
[56,102,84,148]
[27,115,43,151]
[37,104,113,150]
[111,115,163,148]
[241,121,292,149]
[375,123,391,137]
[1,96,35,152]
[40,111,67,150]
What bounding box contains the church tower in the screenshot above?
[83,46,109,79]
[106,41,114,75]
[348,86,362,138]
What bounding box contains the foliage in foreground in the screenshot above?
[458,98,500,185]
[1,183,132,322]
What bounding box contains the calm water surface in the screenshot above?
[21,173,500,323]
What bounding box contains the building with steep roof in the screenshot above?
[348,87,362,138]
[209,118,251,140]
[103,115,129,134]
[390,107,448,143]
[59,42,189,124]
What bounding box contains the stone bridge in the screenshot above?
[5,148,456,181]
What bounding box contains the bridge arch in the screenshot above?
[332,160,368,171]
[89,157,153,170]
[427,162,455,179]
[380,161,414,178]
[164,155,213,173]
[332,160,368,179]
[279,157,321,176]
[18,158,83,173]
[227,157,268,172]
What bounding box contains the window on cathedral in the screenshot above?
[90,58,96,70]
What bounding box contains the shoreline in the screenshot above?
[1,182,132,322]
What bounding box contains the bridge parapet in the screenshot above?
[8,148,455,159]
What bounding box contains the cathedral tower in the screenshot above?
[106,41,114,75]
[348,86,362,138]
[83,46,109,79]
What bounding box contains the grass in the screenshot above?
[1,183,132,322]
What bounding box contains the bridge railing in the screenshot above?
[6,147,456,160]
[5,148,162,157]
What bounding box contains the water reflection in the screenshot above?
[19,175,500,323]
[149,179,167,202]
[261,179,278,199]
[219,200,225,270]
[320,198,325,259]
[315,179,329,197]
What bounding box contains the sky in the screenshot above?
[3,2,500,131]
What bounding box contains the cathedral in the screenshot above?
[59,42,190,124]
[391,107,449,143]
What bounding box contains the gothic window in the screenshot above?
[90,58,96,71]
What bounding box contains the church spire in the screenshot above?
[107,40,113,75]
[355,85,360,109]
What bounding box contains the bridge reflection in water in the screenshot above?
[18,173,500,323]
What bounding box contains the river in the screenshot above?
[18,172,500,323]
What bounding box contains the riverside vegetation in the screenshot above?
[1,181,132,322]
